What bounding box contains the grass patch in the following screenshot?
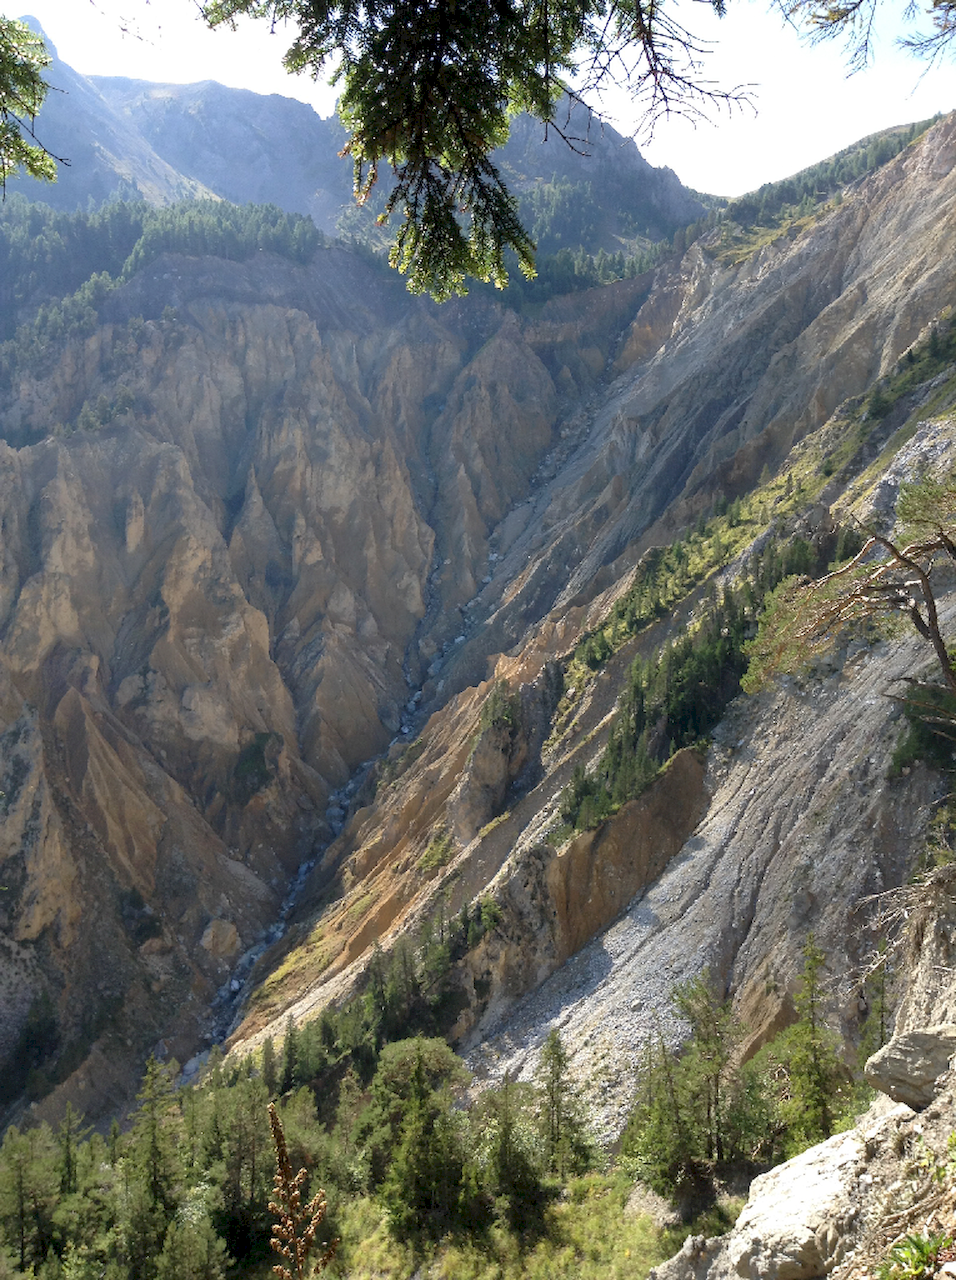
[477,810,512,840]
[345,889,379,924]
[419,827,455,872]
[331,1173,678,1280]
[659,1197,746,1255]
[712,209,820,267]
[251,923,337,1011]
[377,737,428,793]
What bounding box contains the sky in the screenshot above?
[16,0,956,197]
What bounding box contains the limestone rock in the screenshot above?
[864,1024,956,1109]
[649,1099,919,1280]
[725,1132,863,1280]
[447,719,527,845]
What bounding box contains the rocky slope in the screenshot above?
[12,26,215,209]
[2,108,956,1125]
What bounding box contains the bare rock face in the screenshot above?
[450,748,707,1042]
[864,1025,956,1109]
[447,718,528,846]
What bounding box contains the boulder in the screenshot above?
[201,919,241,961]
[649,1121,884,1280]
[722,1130,863,1280]
[864,1024,956,1109]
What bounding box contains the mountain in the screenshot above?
[89,75,354,231]
[2,37,956,1275]
[11,24,214,208]
[14,22,703,255]
[0,95,953,1141]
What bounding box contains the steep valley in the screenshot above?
[1,77,956,1279]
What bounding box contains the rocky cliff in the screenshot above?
[2,108,956,1126]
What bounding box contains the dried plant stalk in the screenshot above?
[268,1102,337,1280]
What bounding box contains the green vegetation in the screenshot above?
[0,935,881,1278]
[723,120,938,232]
[203,0,744,298]
[0,18,55,190]
[743,467,956,780]
[260,899,499,1083]
[622,972,762,1196]
[749,936,857,1157]
[703,121,939,267]
[890,685,956,775]
[0,195,325,343]
[622,941,860,1200]
[480,681,522,733]
[0,1028,597,1279]
[334,1166,674,1279]
[878,1233,954,1280]
[197,0,954,300]
[860,314,956,427]
[560,525,862,831]
[234,733,276,803]
[418,828,455,873]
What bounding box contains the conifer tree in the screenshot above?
[281,1016,299,1093]
[261,1035,278,1097]
[0,1124,57,1272]
[754,935,852,1154]
[381,1047,467,1237]
[156,1217,230,1280]
[535,1028,591,1177]
[123,1058,181,1277]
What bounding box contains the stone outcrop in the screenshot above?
[451,748,708,1042]
[650,1100,915,1280]
[864,1025,956,1109]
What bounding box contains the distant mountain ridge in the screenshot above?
[16,20,704,255]
[15,21,215,207]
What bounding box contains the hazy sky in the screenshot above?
[18,0,956,197]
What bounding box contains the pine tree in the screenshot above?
[156,1218,230,1280]
[535,1028,590,1177]
[124,1057,182,1277]
[0,1123,57,1271]
[379,1044,468,1237]
[261,1036,278,1097]
[757,936,852,1154]
[672,973,736,1163]
[481,1076,542,1231]
[281,1017,299,1093]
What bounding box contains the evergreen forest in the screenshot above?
[0,933,879,1280]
